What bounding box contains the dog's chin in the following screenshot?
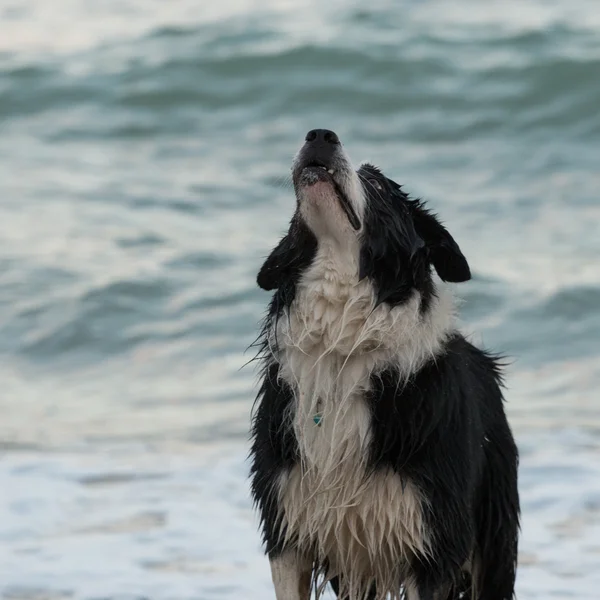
[296,179,355,244]
[295,166,361,241]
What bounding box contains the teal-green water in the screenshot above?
[1,1,599,598]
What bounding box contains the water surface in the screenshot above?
[1,1,599,598]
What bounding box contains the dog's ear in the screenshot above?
[409,202,471,283]
[257,217,318,291]
[257,234,294,291]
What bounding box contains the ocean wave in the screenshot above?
[2,31,599,143]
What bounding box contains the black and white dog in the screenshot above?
[250,129,519,600]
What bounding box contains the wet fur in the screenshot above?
[250,136,519,600]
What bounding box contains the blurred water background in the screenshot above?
[1,0,599,598]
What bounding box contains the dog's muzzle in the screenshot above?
[292,129,361,230]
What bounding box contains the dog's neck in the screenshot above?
[275,242,456,368]
[271,241,456,503]
[299,237,361,291]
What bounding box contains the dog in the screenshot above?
[250,129,519,600]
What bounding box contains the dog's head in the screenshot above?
[257,129,470,307]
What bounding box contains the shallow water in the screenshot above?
[0,0,599,598]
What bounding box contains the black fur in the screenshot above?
[368,335,519,599]
[358,163,469,311]
[256,214,317,294]
[250,154,519,599]
[249,361,298,555]
[357,164,430,309]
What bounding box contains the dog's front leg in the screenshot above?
[269,551,312,600]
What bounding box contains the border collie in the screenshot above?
[250,129,519,600]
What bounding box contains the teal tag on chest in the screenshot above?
[313,413,323,426]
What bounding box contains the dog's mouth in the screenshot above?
[303,159,336,176]
[296,161,361,230]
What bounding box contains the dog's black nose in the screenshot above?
[305,129,340,145]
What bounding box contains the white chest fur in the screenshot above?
[271,244,454,597]
[273,243,454,472]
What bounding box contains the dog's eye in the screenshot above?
[368,179,383,191]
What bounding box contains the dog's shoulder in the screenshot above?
[367,332,506,466]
